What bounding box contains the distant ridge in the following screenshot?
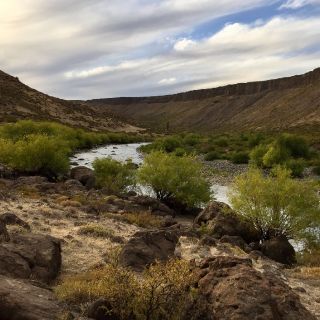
[0,70,140,132]
[88,68,320,132]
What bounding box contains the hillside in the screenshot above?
[0,70,139,132]
[88,68,320,133]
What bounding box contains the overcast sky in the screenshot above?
[1,0,320,99]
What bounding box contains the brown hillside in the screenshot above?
[0,70,140,132]
[88,68,320,133]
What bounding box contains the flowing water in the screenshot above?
[71,143,230,204]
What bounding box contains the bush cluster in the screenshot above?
[0,120,143,178]
[55,259,195,320]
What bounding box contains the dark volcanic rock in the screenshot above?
[70,166,96,189]
[194,256,316,320]
[87,298,120,320]
[119,230,179,271]
[194,202,261,243]
[261,235,296,265]
[0,275,61,320]
[0,233,61,283]
[0,212,30,230]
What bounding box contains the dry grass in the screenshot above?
[294,267,320,279]
[104,211,162,228]
[60,200,82,208]
[78,224,115,238]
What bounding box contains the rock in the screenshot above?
[0,275,61,320]
[194,256,316,320]
[261,235,296,265]
[87,298,120,320]
[70,166,96,189]
[129,195,175,216]
[194,201,261,243]
[0,212,30,230]
[119,230,179,271]
[0,221,10,242]
[219,235,250,252]
[16,176,48,185]
[64,179,85,191]
[161,215,178,228]
[0,233,62,283]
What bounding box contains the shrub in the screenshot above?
[93,158,135,194]
[55,259,195,320]
[262,142,290,168]
[250,144,269,167]
[78,224,115,238]
[214,137,229,147]
[204,151,221,161]
[137,151,211,209]
[231,151,249,164]
[174,147,188,157]
[229,166,320,241]
[280,134,310,158]
[0,135,70,178]
[285,159,305,178]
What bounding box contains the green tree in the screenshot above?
[93,157,135,194]
[137,151,211,209]
[229,166,320,241]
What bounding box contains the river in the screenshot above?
[70,143,230,204]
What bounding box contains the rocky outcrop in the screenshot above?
[0,233,62,283]
[70,166,96,189]
[194,202,261,243]
[0,212,31,230]
[0,275,61,320]
[119,229,180,271]
[261,235,296,265]
[194,256,316,320]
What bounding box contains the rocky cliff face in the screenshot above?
[88,68,320,132]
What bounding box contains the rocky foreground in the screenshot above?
[0,169,319,319]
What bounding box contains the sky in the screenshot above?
[1,0,320,99]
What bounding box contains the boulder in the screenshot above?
[193,256,316,320]
[129,195,175,216]
[0,275,61,320]
[0,212,30,230]
[0,233,61,283]
[70,166,95,189]
[194,202,261,243]
[119,230,179,271]
[219,235,251,252]
[261,235,296,265]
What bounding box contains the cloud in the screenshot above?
[280,0,320,8]
[0,1,319,99]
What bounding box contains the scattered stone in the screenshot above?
[0,212,31,230]
[261,235,296,265]
[87,298,119,320]
[70,166,96,189]
[119,230,179,271]
[0,275,61,320]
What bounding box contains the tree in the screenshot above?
[93,157,135,194]
[229,166,320,241]
[137,151,211,209]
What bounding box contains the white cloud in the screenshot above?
[159,77,177,85]
[174,38,197,51]
[280,0,320,8]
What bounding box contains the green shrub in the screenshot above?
[280,134,310,158]
[93,158,135,194]
[0,135,70,177]
[231,152,249,164]
[249,144,268,167]
[262,143,290,168]
[55,259,195,320]
[204,151,221,161]
[174,147,188,157]
[138,151,211,209]
[285,159,305,178]
[214,137,229,147]
[229,166,320,241]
